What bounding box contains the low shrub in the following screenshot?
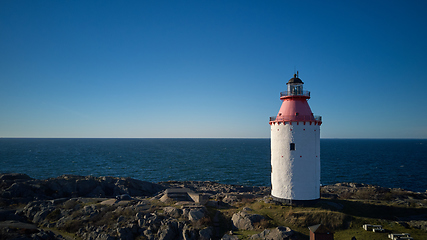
[46,208,61,221]
[60,219,85,233]
[284,210,350,230]
[254,218,270,229]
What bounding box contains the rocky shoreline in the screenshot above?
[1,173,426,240]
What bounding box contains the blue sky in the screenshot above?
[1,0,426,138]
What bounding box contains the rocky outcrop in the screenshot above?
[4,195,212,240]
[231,208,265,230]
[321,182,427,204]
[2,174,427,240]
[159,181,270,201]
[408,220,427,231]
[0,173,165,203]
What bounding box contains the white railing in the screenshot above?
[280,90,310,97]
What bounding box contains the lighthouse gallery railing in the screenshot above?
[280,90,310,97]
[270,115,322,122]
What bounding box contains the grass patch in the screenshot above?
[219,197,427,240]
[331,198,427,220]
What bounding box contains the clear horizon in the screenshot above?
[1,1,426,139]
[1,137,425,140]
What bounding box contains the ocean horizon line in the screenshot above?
[1,137,426,140]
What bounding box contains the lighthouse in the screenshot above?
[269,73,322,204]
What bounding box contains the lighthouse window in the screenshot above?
[290,143,296,151]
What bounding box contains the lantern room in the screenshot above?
[287,73,304,95]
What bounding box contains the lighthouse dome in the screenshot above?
[287,74,304,85]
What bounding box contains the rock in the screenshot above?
[222,234,239,240]
[143,229,156,240]
[51,176,79,197]
[8,176,427,240]
[76,178,99,196]
[160,194,174,203]
[82,205,95,215]
[223,194,239,204]
[145,213,163,231]
[88,185,106,197]
[262,196,275,204]
[116,194,132,201]
[250,229,270,239]
[250,226,294,240]
[199,227,213,240]
[409,220,427,231]
[31,229,59,240]
[96,233,116,240]
[182,224,198,240]
[21,201,46,219]
[33,207,54,223]
[0,174,165,202]
[0,173,32,181]
[2,182,38,199]
[231,210,264,230]
[163,207,182,218]
[158,221,179,240]
[117,227,133,240]
[188,208,206,222]
[125,178,166,196]
[117,216,125,223]
[62,198,80,210]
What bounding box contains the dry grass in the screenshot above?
[283,210,350,230]
[224,196,427,240]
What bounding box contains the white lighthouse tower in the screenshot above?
[269,73,322,204]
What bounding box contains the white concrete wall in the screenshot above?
[271,122,320,200]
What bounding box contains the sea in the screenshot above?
[0,138,426,192]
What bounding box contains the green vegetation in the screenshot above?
[219,196,427,240]
[46,209,62,222]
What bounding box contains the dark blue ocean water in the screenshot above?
[0,138,426,192]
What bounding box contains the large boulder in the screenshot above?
[188,208,206,222]
[182,224,198,240]
[163,207,182,218]
[231,208,264,230]
[158,221,179,240]
[250,226,294,240]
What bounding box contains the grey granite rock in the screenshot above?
[231,209,264,230]
[199,227,213,240]
[250,226,294,240]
